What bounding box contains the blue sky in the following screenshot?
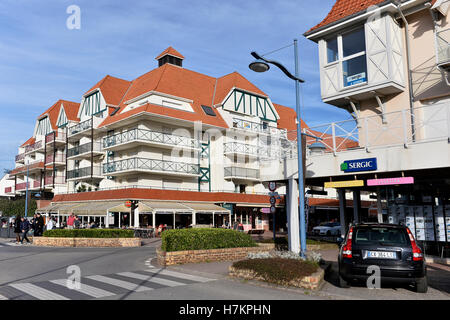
[0,0,352,172]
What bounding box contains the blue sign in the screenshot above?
[340,158,377,173]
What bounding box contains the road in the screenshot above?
[0,240,449,300]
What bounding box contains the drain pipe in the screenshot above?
[394,0,416,142]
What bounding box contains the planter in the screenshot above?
[228,265,325,290]
[157,244,273,266]
[33,237,141,247]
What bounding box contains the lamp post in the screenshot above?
[249,39,307,257]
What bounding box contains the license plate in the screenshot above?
[366,251,396,259]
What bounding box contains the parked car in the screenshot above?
[313,222,341,236]
[338,223,427,293]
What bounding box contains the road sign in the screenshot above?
[270,205,276,214]
[269,181,277,192]
[270,197,276,205]
[269,192,280,198]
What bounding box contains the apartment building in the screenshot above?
[300,0,450,252]
[7,47,305,231]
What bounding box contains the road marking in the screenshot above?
[86,275,153,292]
[49,279,116,299]
[117,272,185,287]
[142,269,213,283]
[0,294,8,300]
[10,283,69,300]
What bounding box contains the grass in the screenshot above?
[232,258,318,285]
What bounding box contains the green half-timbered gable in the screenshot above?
[35,116,52,136]
[222,89,279,122]
[79,91,105,117]
[57,105,68,128]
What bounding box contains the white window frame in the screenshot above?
[324,26,368,90]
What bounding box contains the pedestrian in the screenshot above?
[35,213,44,236]
[67,213,75,229]
[13,217,21,243]
[20,217,31,244]
[46,216,54,231]
[74,216,81,229]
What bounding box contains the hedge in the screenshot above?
[43,229,135,238]
[161,228,257,252]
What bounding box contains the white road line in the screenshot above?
[10,283,69,300]
[50,279,116,299]
[0,294,8,300]
[86,275,153,292]
[143,269,213,283]
[118,272,184,287]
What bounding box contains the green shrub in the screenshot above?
[43,229,135,238]
[232,258,318,285]
[161,228,257,252]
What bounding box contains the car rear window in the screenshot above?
[354,227,408,246]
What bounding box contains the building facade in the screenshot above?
[301,0,450,254]
[6,47,306,231]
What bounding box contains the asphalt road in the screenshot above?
[0,240,449,300]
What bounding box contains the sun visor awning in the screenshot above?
[182,202,231,214]
[71,201,126,215]
[138,201,193,213]
[52,203,85,215]
[107,204,131,213]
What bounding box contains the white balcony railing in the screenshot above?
[68,118,92,137]
[299,102,450,157]
[224,167,260,180]
[232,118,287,136]
[437,28,450,67]
[103,158,200,176]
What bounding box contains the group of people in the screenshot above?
[12,213,48,245]
[66,213,98,229]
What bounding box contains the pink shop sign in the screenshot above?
[367,177,414,186]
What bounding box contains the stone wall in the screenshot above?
[157,244,274,266]
[33,237,141,247]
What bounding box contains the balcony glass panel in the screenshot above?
[327,38,338,63]
[67,167,101,179]
[68,118,92,136]
[343,55,367,87]
[224,167,260,180]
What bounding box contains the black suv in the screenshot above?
[338,223,427,293]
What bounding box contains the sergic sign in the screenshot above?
[340,158,377,173]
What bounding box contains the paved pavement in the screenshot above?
[0,238,449,300]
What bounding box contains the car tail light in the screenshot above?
[406,228,423,261]
[342,227,354,259]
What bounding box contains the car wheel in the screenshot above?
[415,277,428,293]
[338,274,350,288]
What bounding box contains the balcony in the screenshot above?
[9,160,44,176]
[45,153,66,166]
[44,175,66,186]
[437,28,450,70]
[223,142,272,159]
[67,142,103,159]
[24,140,43,154]
[15,153,25,163]
[232,118,287,136]
[103,157,200,177]
[45,131,66,147]
[67,166,102,181]
[103,128,201,152]
[16,182,29,192]
[68,118,92,138]
[224,167,260,181]
[31,181,41,190]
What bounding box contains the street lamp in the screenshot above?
[249,39,307,257]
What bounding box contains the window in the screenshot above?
[325,27,368,88]
[342,28,367,87]
[36,117,51,136]
[326,38,338,63]
[201,105,216,116]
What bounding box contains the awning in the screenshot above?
[36,204,59,213]
[71,201,126,215]
[236,203,271,208]
[139,201,193,214]
[48,203,85,215]
[182,202,231,214]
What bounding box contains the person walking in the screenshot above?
[67,213,75,229]
[46,216,54,231]
[74,216,81,229]
[13,217,21,243]
[20,217,31,244]
[35,213,44,236]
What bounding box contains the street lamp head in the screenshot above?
[249,59,270,73]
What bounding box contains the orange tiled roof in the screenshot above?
[85,75,132,106]
[305,0,389,35]
[37,99,80,130]
[20,137,35,148]
[213,72,268,105]
[155,46,185,60]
